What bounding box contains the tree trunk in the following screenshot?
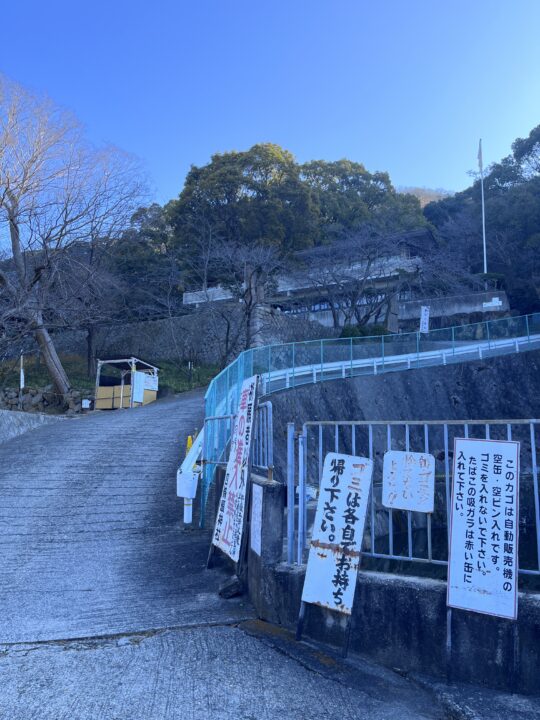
[34,324,71,395]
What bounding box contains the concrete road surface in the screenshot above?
[0,391,537,719]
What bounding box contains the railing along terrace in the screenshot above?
[202,312,540,507]
[285,419,540,583]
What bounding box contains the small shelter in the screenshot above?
[94,357,159,410]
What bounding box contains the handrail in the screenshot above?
[202,312,540,502]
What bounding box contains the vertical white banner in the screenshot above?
[250,483,263,556]
[419,306,430,334]
[212,375,258,562]
[448,438,520,620]
[301,453,373,615]
[132,371,146,403]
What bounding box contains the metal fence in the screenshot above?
[203,313,540,502]
[200,400,273,519]
[285,419,540,581]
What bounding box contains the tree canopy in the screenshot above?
[166,143,426,284]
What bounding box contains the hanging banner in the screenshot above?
[447,438,520,620]
[382,450,435,513]
[419,305,430,334]
[301,453,373,615]
[212,375,258,562]
[132,371,146,403]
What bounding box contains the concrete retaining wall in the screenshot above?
[246,476,540,695]
[0,409,64,444]
[244,351,540,694]
[267,349,540,483]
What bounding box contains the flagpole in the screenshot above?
[478,139,488,286]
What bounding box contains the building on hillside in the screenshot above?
[183,228,510,333]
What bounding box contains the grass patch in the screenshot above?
[0,354,220,395]
[154,361,220,393]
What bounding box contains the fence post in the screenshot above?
[526,314,531,345]
[320,339,324,383]
[486,321,491,351]
[452,326,455,356]
[350,337,353,377]
[287,423,295,564]
[416,331,420,368]
[381,335,385,370]
[297,432,306,564]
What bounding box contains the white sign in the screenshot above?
[448,438,520,620]
[301,453,373,615]
[250,483,263,556]
[132,371,146,403]
[382,451,435,513]
[483,297,503,309]
[212,375,258,562]
[419,305,430,334]
[144,373,159,391]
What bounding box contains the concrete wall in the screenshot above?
[266,349,540,483]
[398,290,509,321]
[242,351,540,693]
[246,476,540,695]
[0,409,64,444]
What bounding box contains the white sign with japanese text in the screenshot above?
[419,305,430,333]
[250,483,263,556]
[144,373,159,391]
[382,451,435,513]
[212,376,258,562]
[301,453,373,615]
[448,438,520,620]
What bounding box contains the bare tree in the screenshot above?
[211,242,283,349]
[0,76,144,392]
[293,230,420,329]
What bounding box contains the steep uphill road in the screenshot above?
[0,390,250,644]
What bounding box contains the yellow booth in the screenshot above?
[94,357,159,410]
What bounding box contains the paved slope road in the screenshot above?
[0,391,250,644]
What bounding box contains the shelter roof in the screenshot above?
[97,356,159,372]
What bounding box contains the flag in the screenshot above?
[478,138,483,173]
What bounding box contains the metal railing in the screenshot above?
[203,313,540,503]
[285,419,540,581]
[200,400,273,518]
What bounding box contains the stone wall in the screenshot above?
[53,307,337,365]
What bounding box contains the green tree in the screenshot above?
[300,159,426,240]
[167,144,319,284]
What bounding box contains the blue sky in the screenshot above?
[3,1,540,203]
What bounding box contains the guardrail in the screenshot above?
[202,313,540,508]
